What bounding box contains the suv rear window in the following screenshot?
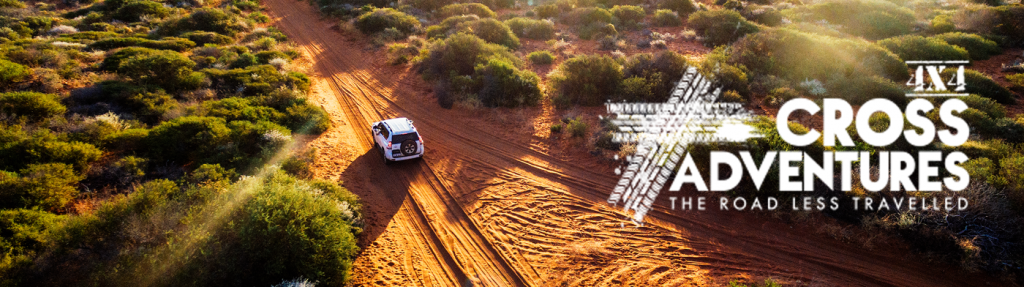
[391,132,418,143]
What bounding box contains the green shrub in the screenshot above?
[658,0,695,16]
[99,81,179,123]
[205,65,310,95]
[961,94,1005,119]
[0,92,66,121]
[145,116,232,164]
[285,102,331,134]
[0,0,26,8]
[825,75,907,106]
[0,59,30,86]
[181,31,235,46]
[425,17,520,47]
[621,51,689,102]
[0,163,84,211]
[568,117,588,137]
[766,87,800,107]
[653,9,682,27]
[437,3,496,19]
[688,10,759,47]
[548,54,623,106]
[991,6,1024,46]
[698,47,748,96]
[610,5,645,28]
[475,58,542,107]
[115,50,204,91]
[202,97,283,123]
[877,35,969,61]
[550,123,563,133]
[535,4,561,19]
[281,148,315,179]
[0,126,102,171]
[112,0,168,22]
[188,163,237,184]
[465,18,520,49]
[930,14,955,34]
[932,32,1001,60]
[102,128,149,151]
[579,22,618,40]
[355,8,420,35]
[504,17,555,39]
[941,69,1015,104]
[420,33,518,78]
[729,28,909,83]
[217,171,359,285]
[792,0,914,39]
[89,37,197,51]
[564,7,613,26]
[527,50,556,64]
[1009,73,1024,89]
[160,8,247,36]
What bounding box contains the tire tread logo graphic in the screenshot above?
[606,66,759,225]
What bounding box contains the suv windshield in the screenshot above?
[392,132,418,143]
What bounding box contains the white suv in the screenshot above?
[370,117,424,164]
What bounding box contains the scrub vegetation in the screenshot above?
[0,0,358,285]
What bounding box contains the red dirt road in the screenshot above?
[262,0,1012,285]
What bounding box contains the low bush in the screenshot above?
[419,33,518,79]
[145,116,232,165]
[0,163,83,211]
[1009,74,1024,90]
[0,59,30,86]
[112,49,206,91]
[653,9,682,27]
[475,58,542,107]
[687,10,759,47]
[284,101,331,134]
[825,75,907,106]
[503,17,555,40]
[877,35,969,61]
[578,22,618,40]
[89,37,197,51]
[535,4,561,19]
[657,0,696,16]
[527,50,555,64]
[0,92,66,122]
[436,3,496,19]
[743,6,783,26]
[160,8,247,37]
[182,31,235,46]
[789,0,915,39]
[112,0,168,22]
[941,69,1015,104]
[728,28,909,83]
[355,8,420,35]
[466,18,520,49]
[610,5,645,28]
[932,32,1001,61]
[621,51,688,102]
[568,117,588,137]
[930,14,955,34]
[0,126,102,172]
[563,7,613,26]
[548,54,623,106]
[961,94,1006,119]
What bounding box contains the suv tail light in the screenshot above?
[418,135,423,144]
[387,141,392,149]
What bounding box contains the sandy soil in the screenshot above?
[261,1,1014,285]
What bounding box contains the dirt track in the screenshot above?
[261,1,1010,285]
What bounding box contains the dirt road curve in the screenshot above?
[262,0,1009,285]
